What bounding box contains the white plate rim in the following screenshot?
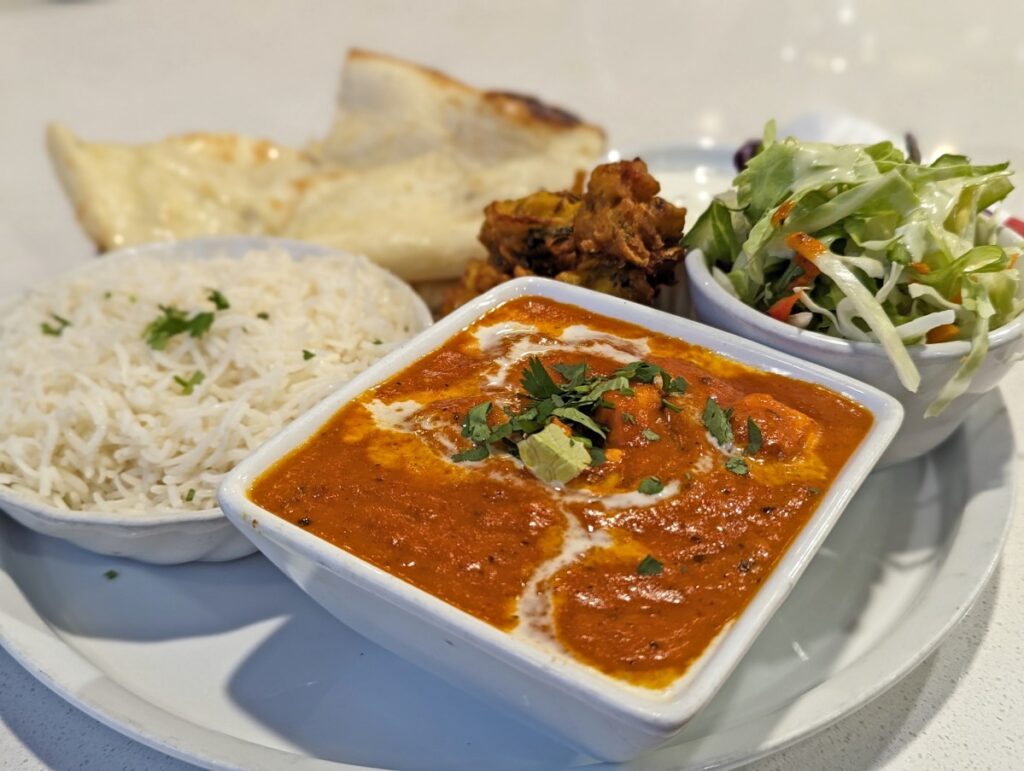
[0,389,1015,771]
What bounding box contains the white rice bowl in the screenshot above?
[0,237,432,563]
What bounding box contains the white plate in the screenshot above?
[0,390,1012,770]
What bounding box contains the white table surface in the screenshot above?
[1,1,1021,768]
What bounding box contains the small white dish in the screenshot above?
[218,276,902,761]
[0,236,433,565]
[685,225,1024,467]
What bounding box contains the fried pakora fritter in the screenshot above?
[442,159,686,313]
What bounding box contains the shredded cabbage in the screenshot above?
[684,124,1023,415]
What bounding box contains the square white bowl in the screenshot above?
[217,276,903,761]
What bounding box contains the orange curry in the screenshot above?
[251,297,872,688]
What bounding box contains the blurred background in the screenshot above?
[2,0,1024,291]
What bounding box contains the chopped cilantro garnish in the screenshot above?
[104,569,118,580]
[622,411,636,424]
[745,418,763,455]
[256,311,270,320]
[662,398,683,413]
[613,362,688,395]
[613,361,664,383]
[702,397,734,447]
[551,406,606,438]
[302,349,316,360]
[173,370,205,395]
[185,488,196,502]
[451,357,687,486]
[725,457,749,475]
[642,428,661,442]
[552,362,589,387]
[460,401,493,443]
[521,357,560,399]
[41,313,72,337]
[207,289,230,310]
[451,444,490,462]
[143,305,215,349]
[638,476,664,495]
[636,554,664,576]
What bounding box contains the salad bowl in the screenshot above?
[686,223,1024,467]
[680,123,1024,467]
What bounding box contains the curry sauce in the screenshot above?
[250,297,873,688]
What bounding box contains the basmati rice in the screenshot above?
[0,248,428,513]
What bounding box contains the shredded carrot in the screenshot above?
[926,324,960,344]
[1005,217,1024,238]
[789,254,821,290]
[767,293,802,322]
[785,232,827,262]
[771,200,795,227]
[910,261,932,274]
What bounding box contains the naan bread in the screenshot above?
[46,127,313,251]
[47,49,606,282]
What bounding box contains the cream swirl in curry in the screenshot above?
[251,297,872,688]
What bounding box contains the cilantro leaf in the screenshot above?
[642,428,661,441]
[638,476,664,494]
[188,312,215,338]
[725,457,749,475]
[622,411,636,425]
[637,555,664,575]
[173,370,205,395]
[552,362,589,388]
[588,447,606,466]
[143,305,215,349]
[702,397,734,447]
[662,398,683,413]
[614,361,685,394]
[41,313,72,337]
[452,444,490,462]
[302,349,316,360]
[521,357,560,399]
[461,401,493,443]
[614,361,667,385]
[579,376,632,405]
[551,407,606,438]
[745,418,763,456]
[207,289,230,310]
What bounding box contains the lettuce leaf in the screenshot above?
[682,121,1022,414]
